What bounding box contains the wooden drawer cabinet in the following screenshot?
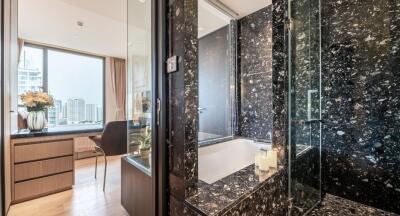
[14,172,74,201]
[11,137,75,203]
[14,156,73,182]
[14,139,74,163]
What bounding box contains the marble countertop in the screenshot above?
[186,164,283,216]
[124,154,152,176]
[11,124,104,139]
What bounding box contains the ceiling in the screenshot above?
[198,0,231,38]
[18,0,151,58]
[198,0,272,38]
[19,0,271,57]
[219,0,272,18]
[58,0,127,23]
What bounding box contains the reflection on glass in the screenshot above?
[288,0,322,213]
[198,0,233,145]
[126,0,153,172]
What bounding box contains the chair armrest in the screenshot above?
[89,135,102,145]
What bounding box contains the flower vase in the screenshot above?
[27,111,46,131]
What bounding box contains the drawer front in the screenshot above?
[14,156,73,182]
[14,172,73,201]
[14,139,73,163]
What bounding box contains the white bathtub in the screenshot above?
[198,138,271,184]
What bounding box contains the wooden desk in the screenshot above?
[10,126,102,203]
[121,155,152,216]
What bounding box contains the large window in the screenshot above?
[18,44,105,127]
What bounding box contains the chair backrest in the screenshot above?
[18,111,28,130]
[101,120,127,156]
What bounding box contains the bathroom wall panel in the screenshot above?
[320,0,400,213]
[238,6,274,141]
[167,0,199,206]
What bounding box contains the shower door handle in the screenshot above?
[198,107,206,113]
[307,89,319,121]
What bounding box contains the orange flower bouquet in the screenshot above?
[20,91,54,131]
[20,91,54,112]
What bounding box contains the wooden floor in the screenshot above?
[8,155,129,216]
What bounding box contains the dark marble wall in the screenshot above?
[167,0,289,215]
[238,6,274,141]
[167,0,199,213]
[219,170,288,216]
[288,0,322,214]
[318,0,400,213]
[169,0,400,214]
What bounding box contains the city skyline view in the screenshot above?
[18,45,104,127]
[48,97,103,126]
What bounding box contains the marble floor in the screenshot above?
[310,194,399,216]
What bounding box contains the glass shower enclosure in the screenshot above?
[288,0,322,214]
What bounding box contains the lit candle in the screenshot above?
[267,150,278,169]
[259,151,270,171]
[255,152,260,167]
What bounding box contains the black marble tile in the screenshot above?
[186,165,284,216]
[168,0,199,203]
[317,1,400,213]
[310,194,399,216]
[238,5,274,141]
[169,0,289,215]
[219,170,288,216]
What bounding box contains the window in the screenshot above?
[18,44,105,127]
[18,46,44,100]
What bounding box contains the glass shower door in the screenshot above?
[288,0,322,214]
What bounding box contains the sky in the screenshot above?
[47,50,103,107]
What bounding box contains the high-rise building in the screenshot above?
[96,107,103,123]
[85,104,97,122]
[47,100,62,126]
[48,107,56,126]
[62,102,68,120]
[17,48,43,100]
[67,98,85,123]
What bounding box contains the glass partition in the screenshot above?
[126,0,153,174]
[288,0,322,214]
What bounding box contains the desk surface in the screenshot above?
[11,124,104,139]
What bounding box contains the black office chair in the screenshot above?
[89,121,127,191]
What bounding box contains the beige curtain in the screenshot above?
[110,57,127,121]
[18,38,25,63]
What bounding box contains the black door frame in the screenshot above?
[0,0,5,214]
[0,0,168,215]
[152,0,168,215]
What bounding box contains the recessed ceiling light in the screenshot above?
[138,0,146,3]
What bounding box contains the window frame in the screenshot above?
[18,42,106,126]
